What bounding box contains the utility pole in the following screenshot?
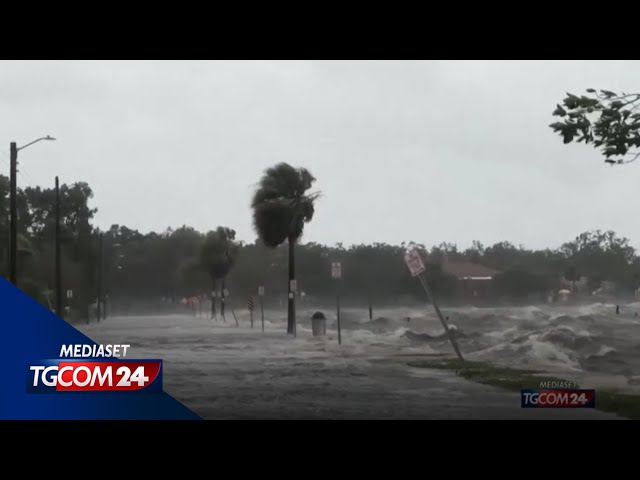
[8,136,56,286]
[55,176,63,318]
[97,233,103,321]
[9,142,17,285]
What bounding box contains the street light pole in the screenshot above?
[55,176,62,318]
[8,136,56,287]
[9,143,17,285]
[97,232,103,321]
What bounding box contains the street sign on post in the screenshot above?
[289,279,297,292]
[248,296,255,328]
[331,262,342,345]
[404,249,425,277]
[403,249,464,364]
[223,288,229,297]
[66,290,73,299]
[331,262,342,279]
[258,286,265,296]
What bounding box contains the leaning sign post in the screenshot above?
[332,262,342,345]
[403,248,465,364]
[225,288,239,327]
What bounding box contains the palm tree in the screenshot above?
[199,227,239,320]
[251,163,319,335]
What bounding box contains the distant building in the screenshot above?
[441,260,500,297]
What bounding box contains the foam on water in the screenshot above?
[80,300,640,394]
[588,345,617,358]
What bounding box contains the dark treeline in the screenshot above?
[2,174,640,320]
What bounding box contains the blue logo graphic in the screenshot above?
[0,278,200,419]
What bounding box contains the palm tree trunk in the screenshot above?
[211,277,217,319]
[287,235,296,335]
[221,277,226,321]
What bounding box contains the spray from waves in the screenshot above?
[587,345,617,359]
[576,303,617,317]
[392,326,410,338]
[537,324,595,350]
[465,310,637,374]
[469,332,582,371]
[516,305,549,320]
[295,304,638,381]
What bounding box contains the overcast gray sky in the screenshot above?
[1,60,639,250]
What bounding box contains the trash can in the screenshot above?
[311,311,327,337]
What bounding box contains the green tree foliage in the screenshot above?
[0,175,98,319]
[199,226,240,318]
[3,172,640,314]
[251,163,319,334]
[550,89,640,165]
[99,232,639,303]
[559,230,636,288]
[494,265,553,299]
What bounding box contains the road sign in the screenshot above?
[331,262,342,279]
[66,290,73,299]
[258,286,265,296]
[404,249,425,277]
[223,288,229,297]
[290,279,297,292]
[211,291,217,298]
[248,296,255,311]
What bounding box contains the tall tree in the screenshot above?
[199,227,239,319]
[251,163,319,334]
[550,89,640,165]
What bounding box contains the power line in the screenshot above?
[0,150,34,183]
[0,152,9,169]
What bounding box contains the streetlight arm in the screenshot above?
[17,135,56,151]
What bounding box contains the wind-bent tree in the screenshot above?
[176,257,209,296]
[251,163,319,334]
[550,89,640,165]
[199,227,239,320]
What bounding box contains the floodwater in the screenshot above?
[77,301,636,419]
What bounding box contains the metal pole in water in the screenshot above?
[336,286,341,345]
[260,296,264,332]
[417,273,464,363]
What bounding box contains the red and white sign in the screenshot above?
[404,249,425,277]
[331,262,342,279]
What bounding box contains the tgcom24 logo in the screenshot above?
[26,344,163,394]
[521,389,596,408]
